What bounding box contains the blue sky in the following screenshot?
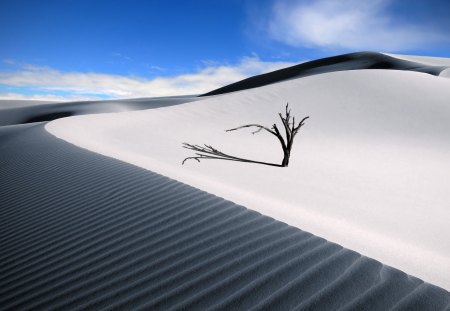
[1,0,449,101]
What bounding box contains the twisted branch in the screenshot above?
[182,143,281,166]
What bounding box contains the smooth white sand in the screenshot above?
[385,54,450,79]
[47,68,450,290]
[385,53,450,66]
[440,68,450,78]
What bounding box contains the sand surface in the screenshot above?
[385,53,450,67]
[0,100,56,109]
[0,95,198,126]
[1,124,449,310]
[47,67,450,290]
[3,51,450,308]
[439,68,450,78]
[202,52,447,96]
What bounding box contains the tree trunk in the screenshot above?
[281,150,290,167]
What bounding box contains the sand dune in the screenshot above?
[3,52,448,127]
[1,124,449,310]
[0,96,198,126]
[385,53,450,67]
[2,52,450,309]
[47,67,450,290]
[0,100,56,110]
[439,68,450,78]
[201,51,448,96]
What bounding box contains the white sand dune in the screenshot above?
[47,64,450,291]
[3,52,446,127]
[202,51,446,96]
[385,53,450,78]
[439,68,450,78]
[2,124,449,309]
[386,53,450,67]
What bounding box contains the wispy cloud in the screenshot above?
[268,0,449,51]
[147,65,166,72]
[2,59,16,65]
[0,56,296,101]
[112,52,133,61]
[0,92,106,102]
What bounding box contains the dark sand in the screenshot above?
[201,51,448,96]
[1,124,449,310]
[0,100,56,109]
[0,95,199,126]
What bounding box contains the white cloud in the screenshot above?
[0,56,296,101]
[2,59,16,65]
[269,0,449,51]
[0,92,105,102]
[148,65,166,72]
[112,52,133,61]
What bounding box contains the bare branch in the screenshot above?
[251,126,264,134]
[182,142,281,166]
[226,124,276,136]
[279,112,291,143]
[293,116,310,134]
[272,123,287,151]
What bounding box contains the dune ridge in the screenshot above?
[1,124,449,310]
[201,51,448,96]
[0,95,198,126]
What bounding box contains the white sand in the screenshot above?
[385,53,450,66]
[47,68,450,290]
[385,53,450,79]
[440,68,450,78]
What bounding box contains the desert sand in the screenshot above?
[1,123,449,310]
[2,52,450,310]
[0,95,198,126]
[47,54,450,290]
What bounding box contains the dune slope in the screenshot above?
[201,51,447,96]
[47,68,450,290]
[0,96,198,126]
[1,124,449,310]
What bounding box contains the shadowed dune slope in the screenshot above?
[0,95,198,126]
[0,124,449,310]
[0,100,56,109]
[201,51,447,96]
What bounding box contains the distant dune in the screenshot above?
[385,53,450,67]
[0,96,198,126]
[201,51,448,96]
[2,52,449,127]
[0,100,56,110]
[440,68,450,78]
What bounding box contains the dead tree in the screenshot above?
[182,103,309,167]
